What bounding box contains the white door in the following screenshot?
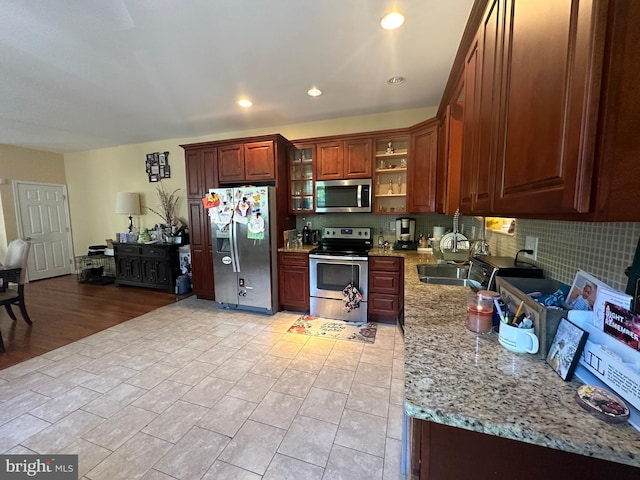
[15,182,73,280]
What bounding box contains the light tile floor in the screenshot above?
[0,297,407,480]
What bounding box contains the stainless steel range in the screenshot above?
[309,227,373,323]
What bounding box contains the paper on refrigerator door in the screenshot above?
[247,214,265,240]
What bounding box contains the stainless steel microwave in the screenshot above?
[315,179,372,213]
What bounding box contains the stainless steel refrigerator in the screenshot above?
[208,186,278,314]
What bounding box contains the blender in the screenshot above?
[394,217,417,250]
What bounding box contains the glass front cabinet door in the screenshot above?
[289,144,315,213]
[374,136,408,214]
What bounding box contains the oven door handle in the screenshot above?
[309,254,368,262]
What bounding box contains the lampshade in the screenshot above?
[115,192,141,215]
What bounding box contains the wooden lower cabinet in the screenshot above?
[114,243,180,292]
[368,256,404,325]
[411,418,638,480]
[190,247,214,300]
[187,199,214,300]
[278,252,309,312]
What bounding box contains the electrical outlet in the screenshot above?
[306,221,312,228]
[390,221,396,233]
[524,236,539,260]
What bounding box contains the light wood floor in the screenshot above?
[0,274,191,370]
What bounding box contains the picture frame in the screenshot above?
[146,151,170,181]
[566,269,605,311]
[546,318,588,381]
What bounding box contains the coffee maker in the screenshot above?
[394,217,417,250]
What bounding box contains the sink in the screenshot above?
[419,277,471,287]
[417,263,471,287]
[417,264,469,279]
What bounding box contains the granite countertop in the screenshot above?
[400,253,640,467]
[277,245,315,253]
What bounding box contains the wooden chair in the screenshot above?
[0,239,32,352]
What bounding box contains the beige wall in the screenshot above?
[64,107,435,254]
[0,144,66,257]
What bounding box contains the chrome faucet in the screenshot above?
[451,209,460,253]
[469,216,489,260]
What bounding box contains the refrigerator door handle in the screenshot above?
[232,219,241,272]
[229,220,238,273]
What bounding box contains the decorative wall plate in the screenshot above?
[575,384,629,424]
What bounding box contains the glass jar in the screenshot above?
[466,292,494,334]
[478,290,503,326]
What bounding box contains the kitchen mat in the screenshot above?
[287,316,377,344]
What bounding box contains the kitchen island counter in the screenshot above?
[400,252,640,469]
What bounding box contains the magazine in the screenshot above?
[603,302,640,352]
[593,285,633,330]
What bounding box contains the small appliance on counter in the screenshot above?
[468,255,544,291]
[301,226,321,245]
[394,217,417,250]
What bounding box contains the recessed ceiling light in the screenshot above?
[380,11,405,30]
[238,99,253,107]
[307,87,322,97]
[387,75,406,85]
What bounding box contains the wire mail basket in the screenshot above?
[74,255,116,285]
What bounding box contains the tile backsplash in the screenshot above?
[297,214,640,292]
[498,219,640,292]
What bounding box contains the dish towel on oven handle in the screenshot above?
[342,283,362,312]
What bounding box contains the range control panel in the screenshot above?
[321,227,372,240]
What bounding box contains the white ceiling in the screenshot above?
[0,0,473,153]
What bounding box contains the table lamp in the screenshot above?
[115,192,141,233]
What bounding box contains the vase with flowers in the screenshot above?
[145,182,182,241]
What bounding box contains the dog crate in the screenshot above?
[75,255,116,285]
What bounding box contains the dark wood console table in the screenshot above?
[113,242,180,292]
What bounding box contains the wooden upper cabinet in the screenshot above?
[459,0,501,215]
[437,73,463,215]
[456,0,606,216]
[185,147,216,198]
[408,119,438,213]
[217,141,276,183]
[493,0,605,214]
[316,138,372,180]
[244,141,276,181]
[316,141,343,180]
[344,138,373,178]
[217,144,245,183]
[590,0,640,222]
[459,33,480,213]
[474,0,502,213]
